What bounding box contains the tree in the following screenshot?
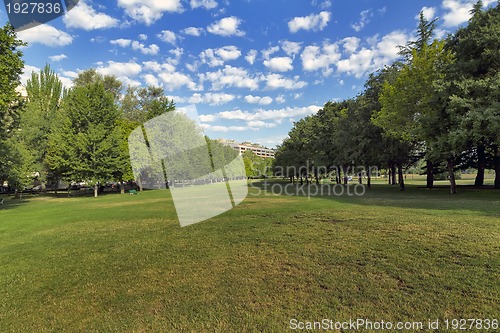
[122,86,176,123]
[446,2,500,188]
[73,69,122,102]
[46,82,122,197]
[21,64,63,190]
[0,23,27,195]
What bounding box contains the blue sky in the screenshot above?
[1,0,496,147]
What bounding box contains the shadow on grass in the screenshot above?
[248,180,500,217]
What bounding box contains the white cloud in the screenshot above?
[157,30,177,45]
[143,73,161,87]
[262,46,280,60]
[49,54,67,62]
[20,65,40,85]
[217,105,321,123]
[245,49,258,65]
[263,57,294,72]
[248,120,277,129]
[263,74,307,90]
[337,30,409,78]
[96,61,142,84]
[17,24,73,47]
[139,34,148,40]
[159,72,197,91]
[182,27,204,36]
[201,66,260,91]
[288,11,331,33]
[117,0,184,25]
[110,38,132,47]
[440,0,497,27]
[201,124,248,132]
[143,61,175,73]
[244,95,273,105]
[280,41,302,56]
[111,39,160,55]
[189,92,235,105]
[199,114,217,122]
[63,1,118,30]
[190,0,218,9]
[301,41,341,74]
[352,9,373,32]
[207,16,245,37]
[418,6,437,21]
[342,37,360,54]
[200,46,241,67]
[275,94,286,103]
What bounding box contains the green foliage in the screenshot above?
[122,86,176,123]
[0,23,27,188]
[21,64,63,184]
[46,82,122,190]
[242,150,273,178]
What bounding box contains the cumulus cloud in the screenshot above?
[418,6,437,20]
[440,0,496,27]
[342,37,360,54]
[280,41,302,56]
[200,46,241,67]
[262,46,280,60]
[110,39,160,55]
[207,16,245,36]
[351,9,373,32]
[244,95,274,105]
[117,0,184,25]
[301,41,341,74]
[182,27,204,36]
[190,0,218,9]
[159,71,198,91]
[245,49,258,65]
[17,24,73,47]
[263,57,294,72]
[263,74,307,90]
[201,66,260,91]
[288,11,331,33]
[63,1,118,30]
[96,61,142,86]
[189,92,235,105]
[157,30,177,45]
[217,105,321,122]
[49,54,67,62]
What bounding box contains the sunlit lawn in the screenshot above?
[0,180,499,332]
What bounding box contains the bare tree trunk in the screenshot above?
[94,184,98,198]
[494,146,500,189]
[426,160,434,189]
[447,159,457,194]
[391,164,397,185]
[120,181,125,194]
[474,144,485,187]
[397,163,405,191]
[342,165,348,185]
[366,165,371,189]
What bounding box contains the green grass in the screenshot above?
[0,182,499,332]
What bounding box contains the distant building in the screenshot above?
[218,139,275,158]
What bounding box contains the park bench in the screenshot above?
[129,189,139,195]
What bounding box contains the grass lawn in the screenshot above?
[0,182,499,332]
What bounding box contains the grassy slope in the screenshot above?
[0,183,499,332]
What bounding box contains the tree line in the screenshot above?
[274,2,500,193]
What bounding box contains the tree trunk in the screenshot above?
[300,176,303,185]
[358,172,363,184]
[336,166,341,184]
[474,144,485,187]
[14,188,20,199]
[447,159,457,194]
[388,165,391,184]
[366,166,371,189]
[137,177,143,192]
[342,165,348,185]
[120,181,125,194]
[94,184,98,197]
[494,146,500,189]
[391,164,397,185]
[397,163,405,191]
[314,167,319,185]
[426,160,434,189]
